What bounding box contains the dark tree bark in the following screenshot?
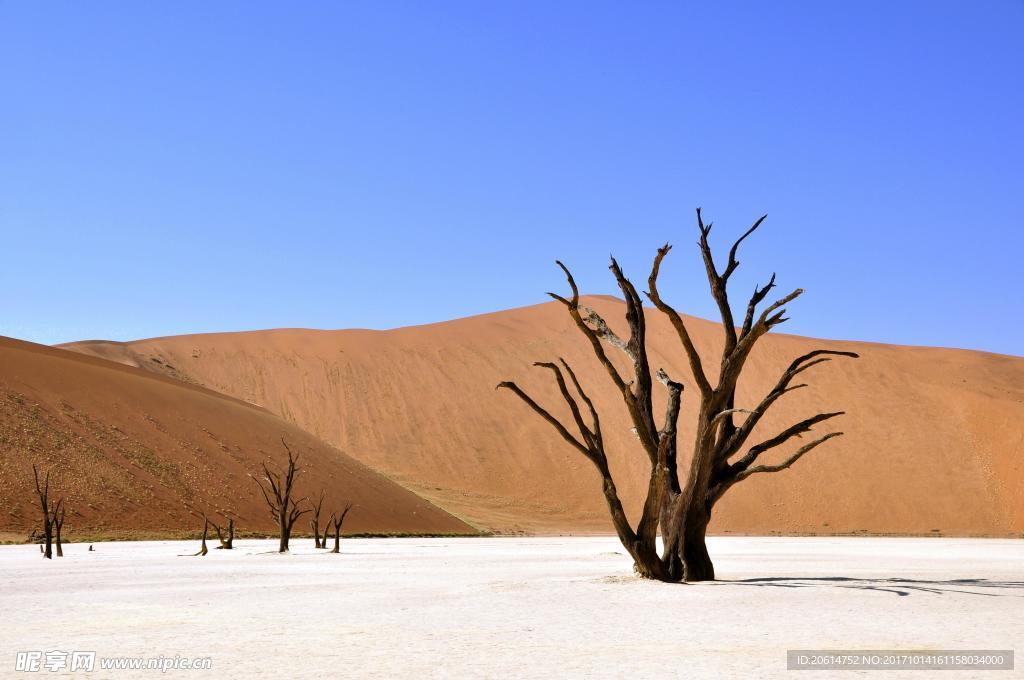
[327,503,353,553]
[251,439,310,553]
[212,516,234,549]
[499,210,857,582]
[310,490,326,549]
[53,502,66,558]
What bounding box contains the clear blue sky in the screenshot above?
[1,2,1021,355]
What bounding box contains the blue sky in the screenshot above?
[1,2,1021,354]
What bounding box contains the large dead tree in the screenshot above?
[252,439,309,553]
[499,210,857,582]
[32,464,64,560]
[327,503,353,554]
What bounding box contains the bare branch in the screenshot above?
[497,381,594,460]
[723,214,768,280]
[710,408,754,429]
[696,208,739,353]
[549,261,630,396]
[733,432,844,481]
[560,359,603,450]
[646,244,712,395]
[717,349,859,462]
[534,361,595,450]
[741,272,776,338]
[731,411,845,474]
[581,306,633,360]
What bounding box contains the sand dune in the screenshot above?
[61,297,1024,536]
[0,337,474,539]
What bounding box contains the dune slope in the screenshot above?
[62,297,1024,536]
[0,337,475,539]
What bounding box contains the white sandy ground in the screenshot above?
[0,536,1022,679]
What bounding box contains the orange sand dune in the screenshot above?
[0,337,474,539]
[62,297,1024,536]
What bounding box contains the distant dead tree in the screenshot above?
[193,516,209,556]
[211,515,234,549]
[327,503,353,554]
[32,464,64,559]
[53,503,66,557]
[499,210,857,582]
[251,439,309,553]
[309,490,326,549]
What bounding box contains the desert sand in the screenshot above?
[0,337,473,539]
[1,536,1021,678]
[62,296,1024,536]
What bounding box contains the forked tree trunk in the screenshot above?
[213,517,234,549]
[328,503,353,554]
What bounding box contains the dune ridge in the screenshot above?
[0,336,475,539]
[59,297,1024,536]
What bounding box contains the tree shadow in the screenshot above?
[714,576,1024,597]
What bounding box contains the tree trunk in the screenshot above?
[630,545,676,582]
[42,526,53,560]
[54,523,63,558]
[679,509,714,582]
[194,518,209,556]
[279,519,289,553]
[214,518,234,549]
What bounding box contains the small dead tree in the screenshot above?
[309,489,326,549]
[53,502,66,557]
[211,516,234,549]
[499,210,857,582]
[32,464,64,560]
[327,503,353,554]
[251,439,309,553]
[193,516,209,556]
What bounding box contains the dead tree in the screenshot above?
[32,464,63,560]
[211,516,234,549]
[251,439,309,553]
[309,489,326,549]
[499,210,857,582]
[193,516,209,556]
[53,502,66,557]
[327,503,353,554]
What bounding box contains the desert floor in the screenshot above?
[2,536,1022,678]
